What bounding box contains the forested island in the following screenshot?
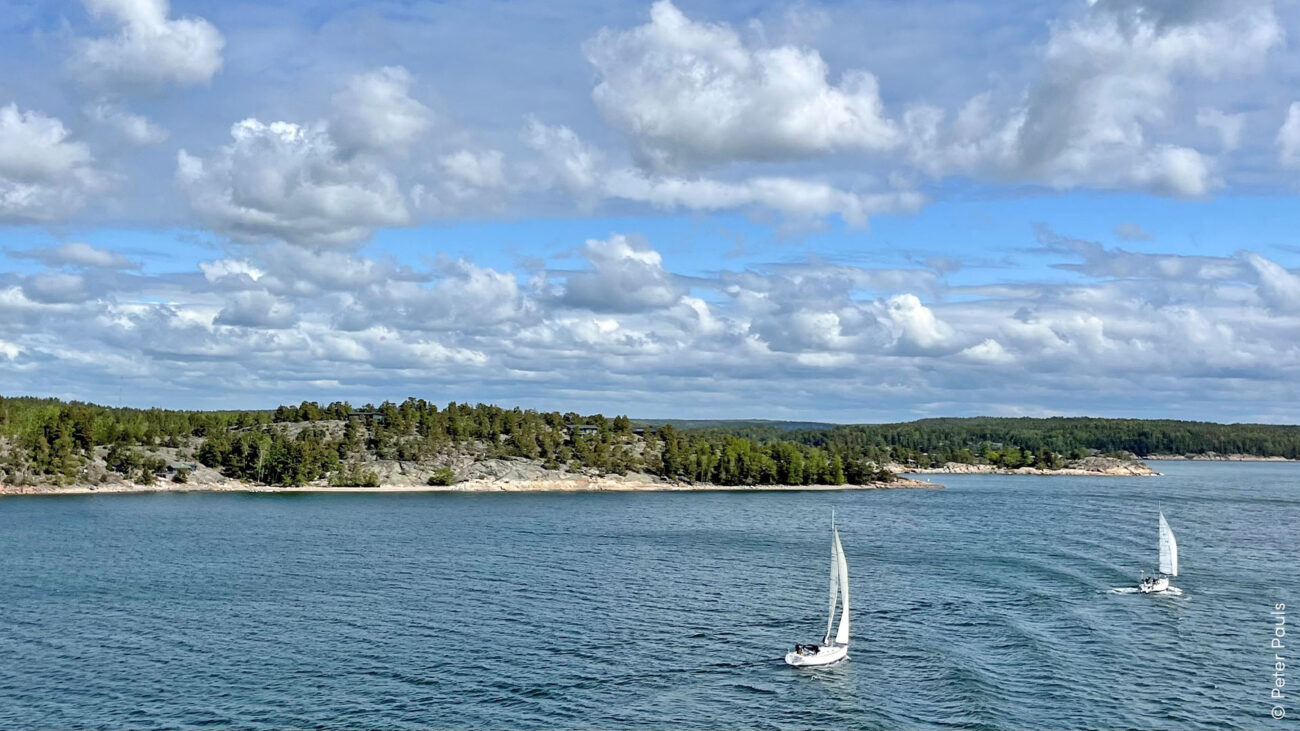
[1,395,1295,494]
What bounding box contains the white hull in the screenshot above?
[785,518,852,669]
[784,644,848,667]
[1139,576,1170,593]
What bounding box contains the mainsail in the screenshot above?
[824,527,840,644]
[1158,512,1178,577]
[833,527,850,646]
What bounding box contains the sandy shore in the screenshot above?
[0,476,941,497]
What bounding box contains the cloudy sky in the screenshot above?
[2,0,1300,422]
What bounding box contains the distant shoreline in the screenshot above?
[893,456,1159,477]
[0,476,942,498]
[1142,454,1299,462]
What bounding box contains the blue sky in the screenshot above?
[1,0,1299,422]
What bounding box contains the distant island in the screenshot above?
[2,397,1296,495]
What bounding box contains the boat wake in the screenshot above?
[1110,586,1183,596]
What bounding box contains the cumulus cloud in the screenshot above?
[879,293,956,353]
[177,118,410,247]
[214,290,298,329]
[8,241,136,269]
[521,119,920,226]
[560,234,685,312]
[521,118,603,195]
[199,258,264,285]
[959,338,1013,364]
[585,0,899,167]
[603,169,924,227]
[1242,252,1300,313]
[0,104,102,222]
[325,256,529,334]
[70,0,224,89]
[907,0,1282,196]
[3,226,1300,420]
[440,149,505,189]
[21,273,91,304]
[329,66,431,155]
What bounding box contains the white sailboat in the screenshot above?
[785,516,850,667]
[1139,512,1178,593]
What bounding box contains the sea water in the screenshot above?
[1,461,1295,729]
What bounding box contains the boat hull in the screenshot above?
[784,644,848,667]
[1139,576,1170,593]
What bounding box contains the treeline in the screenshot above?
[6,396,1298,487]
[689,416,1300,463]
[0,396,890,487]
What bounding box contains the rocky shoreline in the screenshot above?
[892,456,1159,477]
[0,474,941,497]
[1143,453,1297,462]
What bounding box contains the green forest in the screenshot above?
[2,395,1297,488]
[699,416,1300,464]
[0,396,889,488]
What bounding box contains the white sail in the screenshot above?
[833,528,850,646]
[1158,512,1178,577]
[824,528,840,644]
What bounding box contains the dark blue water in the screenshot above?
[1,461,1296,730]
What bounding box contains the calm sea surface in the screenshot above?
[1,461,1297,730]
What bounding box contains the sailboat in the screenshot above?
[1139,512,1178,594]
[784,516,850,667]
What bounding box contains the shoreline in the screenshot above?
[894,460,1159,477]
[0,476,941,497]
[1142,454,1298,462]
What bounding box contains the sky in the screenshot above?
[1,0,1300,423]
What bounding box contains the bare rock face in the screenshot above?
[1065,456,1158,475]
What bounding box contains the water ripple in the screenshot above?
[0,461,1295,729]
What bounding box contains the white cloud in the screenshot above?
[908,0,1282,196]
[4,228,1300,420]
[521,118,603,194]
[177,118,410,247]
[0,104,102,222]
[214,290,298,329]
[560,234,685,312]
[1242,252,1300,313]
[8,241,135,269]
[329,66,431,155]
[440,149,505,189]
[70,0,224,89]
[22,273,91,304]
[959,338,1013,364]
[1010,0,1278,195]
[1279,102,1300,169]
[585,0,899,167]
[1196,108,1244,151]
[520,119,921,226]
[879,293,956,353]
[603,169,924,227]
[199,258,264,284]
[338,258,529,333]
[85,100,168,145]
